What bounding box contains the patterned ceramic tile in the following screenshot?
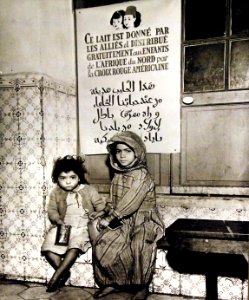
[152,268,181,295]
[180,274,206,298]
[24,258,47,280]
[218,277,243,300]
[242,280,248,300]
[70,263,96,287]
[4,257,25,278]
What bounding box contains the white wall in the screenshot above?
[0,0,75,84]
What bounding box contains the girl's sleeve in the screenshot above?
[47,189,61,224]
[89,186,106,211]
[112,170,153,219]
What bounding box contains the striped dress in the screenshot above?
[92,167,164,287]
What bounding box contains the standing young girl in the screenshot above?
[90,131,164,300]
[41,155,105,292]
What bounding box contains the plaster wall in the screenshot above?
[0,0,75,85]
[0,1,248,299]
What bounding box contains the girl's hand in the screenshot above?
[89,211,105,220]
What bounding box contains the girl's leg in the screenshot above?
[44,251,62,270]
[47,248,79,291]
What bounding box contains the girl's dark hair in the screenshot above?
[51,155,88,184]
[110,10,125,25]
[134,11,141,27]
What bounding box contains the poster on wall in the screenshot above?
[76,0,181,154]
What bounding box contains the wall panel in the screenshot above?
[0,73,77,282]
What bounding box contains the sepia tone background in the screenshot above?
[0,0,249,299]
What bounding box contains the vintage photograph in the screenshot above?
[0,0,248,299]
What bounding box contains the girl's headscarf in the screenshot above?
[107,131,147,172]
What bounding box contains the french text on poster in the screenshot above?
[76,0,181,154]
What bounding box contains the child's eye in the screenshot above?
[71,176,77,179]
[123,149,132,154]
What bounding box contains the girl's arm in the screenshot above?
[89,186,106,212]
[87,186,106,219]
[47,189,64,225]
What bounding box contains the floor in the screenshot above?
[0,279,201,300]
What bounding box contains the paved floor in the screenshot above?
[0,279,201,300]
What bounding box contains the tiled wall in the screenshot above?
[0,73,248,299]
[0,72,77,281]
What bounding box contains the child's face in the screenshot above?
[113,17,123,29]
[115,143,135,168]
[123,14,135,28]
[58,171,79,191]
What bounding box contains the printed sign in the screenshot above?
[76,0,181,153]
